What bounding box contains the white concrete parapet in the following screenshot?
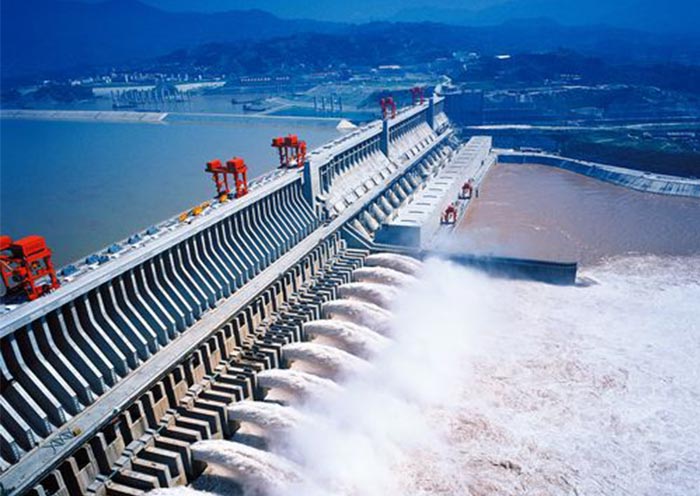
[375,137,493,248]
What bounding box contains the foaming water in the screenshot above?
[303,319,390,357]
[337,282,399,309]
[364,253,423,275]
[227,401,305,434]
[282,342,371,378]
[191,440,306,494]
[256,369,341,401]
[267,256,700,495]
[322,299,393,335]
[149,488,215,496]
[352,266,415,287]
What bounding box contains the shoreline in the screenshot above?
[0,108,167,123]
[0,108,344,127]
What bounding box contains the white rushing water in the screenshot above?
[282,342,371,378]
[303,319,390,357]
[337,282,399,309]
[272,256,700,495]
[322,299,394,335]
[256,369,342,401]
[150,488,215,496]
[177,254,700,495]
[352,266,416,287]
[191,440,307,493]
[364,253,423,275]
[227,401,305,434]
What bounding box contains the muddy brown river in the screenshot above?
[456,163,700,265]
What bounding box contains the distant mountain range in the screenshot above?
[1,0,343,78]
[395,0,700,35]
[81,0,700,33]
[2,0,700,81]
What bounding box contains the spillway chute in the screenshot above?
[228,401,305,434]
[282,342,371,378]
[365,253,423,275]
[191,440,305,493]
[322,299,394,335]
[353,266,416,287]
[304,319,390,357]
[337,282,399,309]
[149,488,216,496]
[257,369,342,402]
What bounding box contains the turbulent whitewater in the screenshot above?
[173,255,699,496]
[303,319,390,357]
[364,253,423,275]
[321,299,393,335]
[227,401,305,433]
[282,342,371,377]
[256,369,342,401]
[352,266,415,287]
[275,256,700,495]
[337,282,398,309]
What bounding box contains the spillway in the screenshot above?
[282,342,371,378]
[352,266,416,287]
[304,319,390,357]
[0,97,508,496]
[337,282,398,309]
[256,369,341,401]
[191,440,305,492]
[321,300,394,336]
[364,253,423,275]
[227,401,304,434]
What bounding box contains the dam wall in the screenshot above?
[0,97,463,495]
[497,150,700,198]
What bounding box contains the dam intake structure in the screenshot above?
[0,97,503,496]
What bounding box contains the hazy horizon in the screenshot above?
[44,0,700,33]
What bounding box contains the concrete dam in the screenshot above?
[0,98,568,495]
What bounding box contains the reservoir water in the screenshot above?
[457,162,700,265]
[0,118,339,266]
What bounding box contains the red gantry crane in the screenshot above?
[410,86,425,105]
[205,157,249,201]
[205,159,231,201]
[227,157,249,198]
[271,134,307,169]
[0,235,60,301]
[380,96,397,120]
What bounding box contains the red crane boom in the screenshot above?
[410,86,425,105]
[271,134,307,169]
[1,235,60,301]
[380,96,397,119]
[205,159,230,200]
[226,157,249,198]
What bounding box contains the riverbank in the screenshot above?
[0,109,167,123]
[0,108,345,127]
[497,150,700,198]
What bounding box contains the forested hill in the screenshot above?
[3,0,700,81]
